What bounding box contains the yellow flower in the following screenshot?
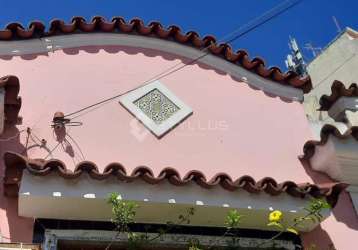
[269,210,283,222]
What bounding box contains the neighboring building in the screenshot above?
[301,26,358,249]
[304,27,358,122]
[0,17,357,250]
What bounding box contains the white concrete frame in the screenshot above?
[19,171,328,232]
[309,135,358,185]
[0,34,303,101]
[328,97,358,119]
[119,80,192,137]
[309,134,358,216]
[328,97,358,126]
[43,229,297,250]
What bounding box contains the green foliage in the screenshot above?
[304,198,331,223]
[286,227,298,235]
[267,221,284,229]
[188,238,203,250]
[188,246,202,250]
[178,207,196,225]
[107,192,138,232]
[107,193,332,250]
[266,198,331,237]
[225,209,243,228]
[127,232,147,250]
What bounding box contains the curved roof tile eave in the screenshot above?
[0,75,22,126]
[0,16,312,93]
[3,151,346,207]
[302,124,358,160]
[319,80,358,110]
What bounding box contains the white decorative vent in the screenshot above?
[119,81,192,137]
[133,88,180,125]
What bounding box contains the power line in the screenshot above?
[62,0,303,119]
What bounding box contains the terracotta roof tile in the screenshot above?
[319,80,358,110]
[0,75,21,126]
[302,124,358,160]
[3,152,346,207]
[0,16,312,93]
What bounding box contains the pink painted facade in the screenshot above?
[0,33,357,249]
[1,46,312,181]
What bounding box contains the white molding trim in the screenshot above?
[328,97,358,123]
[43,229,297,250]
[309,136,358,184]
[0,34,303,101]
[119,80,193,137]
[19,171,327,232]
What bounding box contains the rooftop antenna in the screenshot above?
[332,16,342,33]
[285,36,307,76]
[304,42,322,57]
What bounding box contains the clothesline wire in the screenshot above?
[63,0,302,120]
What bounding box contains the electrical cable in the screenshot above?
[65,132,86,161]
[63,0,302,120]
[0,129,26,142]
[42,0,302,160]
[44,141,61,160]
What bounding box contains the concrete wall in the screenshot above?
[302,27,358,250]
[305,28,358,121]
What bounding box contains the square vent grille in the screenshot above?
[133,88,180,125]
[119,81,192,138]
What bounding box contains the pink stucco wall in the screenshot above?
[303,191,358,249]
[0,46,313,181]
[0,127,34,242]
[0,44,357,247]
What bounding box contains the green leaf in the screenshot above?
[267,222,283,229]
[286,227,299,235]
[225,209,243,228]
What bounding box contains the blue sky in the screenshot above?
[1,0,357,69]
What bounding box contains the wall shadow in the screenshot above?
[1,43,295,103]
[300,158,358,249]
[301,225,336,250]
[0,126,34,243]
[301,158,358,229]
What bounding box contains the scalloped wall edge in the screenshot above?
[302,124,358,160]
[0,16,312,94]
[319,80,358,111]
[3,151,347,207]
[0,75,22,126]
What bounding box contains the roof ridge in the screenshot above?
[0,16,312,92]
[3,151,346,207]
